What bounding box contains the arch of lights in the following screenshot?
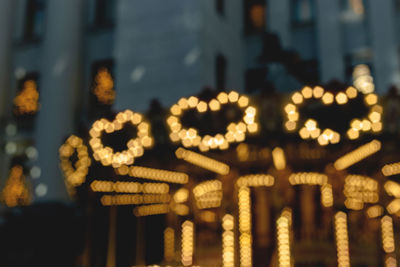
[57,88,400,266]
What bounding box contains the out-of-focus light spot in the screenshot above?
[5,142,17,155]
[14,67,26,79]
[35,183,48,197]
[366,205,383,218]
[130,66,146,83]
[25,146,38,159]
[272,147,286,170]
[322,92,334,105]
[5,124,17,136]
[184,47,200,66]
[173,188,189,203]
[30,166,41,179]
[53,58,66,75]
[353,64,374,94]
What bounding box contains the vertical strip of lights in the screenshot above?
[381,215,396,267]
[222,214,235,267]
[277,209,292,267]
[181,220,194,266]
[164,227,175,262]
[238,186,252,267]
[334,212,350,267]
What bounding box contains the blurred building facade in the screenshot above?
[0,0,399,203]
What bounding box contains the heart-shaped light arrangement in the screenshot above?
[89,110,153,168]
[59,135,91,187]
[166,91,258,152]
[284,86,383,146]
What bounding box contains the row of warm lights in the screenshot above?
[334,140,381,170]
[222,214,235,267]
[92,67,115,105]
[89,110,153,167]
[181,220,194,266]
[90,180,169,194]
[347,103,383,139]
[2,165,31,207]
[334,212,351,267]
[193,180,222,198]
[277,210,292,267]
[59,135,91,187]
[175,148,230,175]
[13,80,39,115]
[320,184,334,208]
[298,118,340,146]
[100,194,170,206]
[288,172,328,186]
[343,175,379,210]
[272,147,286,170]
[353,64,374,94]
[236,174,274,188]
[289,86,358,106]
[382,162,400,177]
[238,186,252,267]
[195,191,223,209]
[381,216,395,253]
[164,227,175,262]
[133,203,169,217]
[167,91,258,152]
[116,165,189,184]
[366,205,384,219]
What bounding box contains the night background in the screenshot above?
[0,0,400,266]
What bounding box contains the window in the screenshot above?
[216,0,225,15]
[291,0,315,25]
[244,0,266,34]
[94,0,116,28]
[23,0,46,41]
[216,54,227,90]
